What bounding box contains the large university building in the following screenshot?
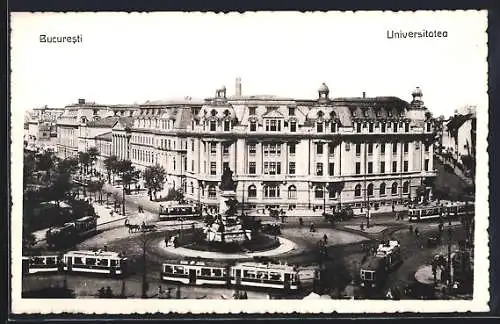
[52,80,437,214]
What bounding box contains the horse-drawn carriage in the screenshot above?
[124,219,157,233]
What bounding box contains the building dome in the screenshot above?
[318,83,329,93]
[412,87,423,98]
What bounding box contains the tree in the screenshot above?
[78,152,91,175]
[104,155,118,184]
[143,165,166,201]
[24,152,37,186]
[36,150,57,172]
[115,159,140,215]
[57,157,79,175]
[87,147,100,175]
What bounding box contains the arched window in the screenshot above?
[317,110,324,118]
[380,183,386,196]
[223,109,230,117]
[354,184,362,197]
[288,185,297,199]
[248,185,257,198]
[330,111,336,119]
[208,185,216,198]
[391,182,398,195]
[191,181,194,194]
[211,109,217,116]
[315,186,324,199]
[367,183,374,196]
[403,181,409,194]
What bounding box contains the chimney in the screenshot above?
[235,77,242,97]
[78,98,86,104]
[362,92,366,98]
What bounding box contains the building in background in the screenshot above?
[25,106,65,151]
[53,80,438,214]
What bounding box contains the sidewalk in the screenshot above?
[102,183,164,216]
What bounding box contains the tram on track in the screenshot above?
[408,201,474,222]
[46,216,98,247]
[159,204,200,221]
[22,255,61,275]
[360,240,402,289]
[161,259,300,290]
[22,249,127,277]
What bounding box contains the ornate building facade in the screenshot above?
[54,81,437,214]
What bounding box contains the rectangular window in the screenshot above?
[210,162,216,175]
[316,123,323,133]
[426,123,432,132]
[223,144,229,155]
[316,163,323,176]
[328,143,335,155]
[263,162,269,174]
[405,123,409,132]
[210,143,217,155]
[380,143,385,154]
[316,143,324,155]
[393,123,397,132]
[403,160,409,172]
[355,144,361,156]
[191,160,194,172]
[289,107,295,116]
[392,161,397,173]
[368,143,373,155]
[329,162,334,176]
[191,140,194,151]
[289,162,296,175]
[356,123,362,133]
[249,144,256,155]
[393,142,398,154]
[380,161,385,173]
[381,123,386,133]
[289,143,296,155]
[250,121,257,132]
[331,123,337,133]
[355,162,361,174]
[404,143,409,153]
[290,121,297,132]
[425,144,430,152]
[224,120,230,131]
[369,123,374,133]
[249,107,256,115]
[223,162,229,171]
[368,162,373,174]
[249,162,256,174]
[210,120,216,131]
[424,159,430,171]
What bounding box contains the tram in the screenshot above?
[46,216,98,247]
[160,259,300,290]
[231,262,299,290]
[161,260,228,286]
[360,240,402,289]
[159,204,200,221]
[22,255,61,275]
[447,202,475,218]
[408,206,445,222]
[62,250,127,276]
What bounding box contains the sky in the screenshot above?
[11,11,488,118]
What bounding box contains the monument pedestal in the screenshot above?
[204,189,252,243]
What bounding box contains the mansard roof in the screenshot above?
[95,131,113,141]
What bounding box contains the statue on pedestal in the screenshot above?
[219,168,236,192]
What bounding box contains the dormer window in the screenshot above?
[250,121,257,132]
[210,120,216,131]
[388,110,393,117]
[211,110,217,117]
[265,119,281,132]
[290,121,297,132]
[317,111,324,119]
[224,120,230,132]
[249,107,256,115]
[376,110,381,117]
[363,110,368,117]
[289,107,295,116]
[330,123,337,133]
[316,122,323,133]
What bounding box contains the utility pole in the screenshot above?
[122,185,126,216]
[141,231,148,299]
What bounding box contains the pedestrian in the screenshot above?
[414,227,419,237]
[158,285,163,298]
[323,234,328,245]
[105,286,113,298]
[360,223,364,231]
[165,236,169,247]
[299,217,303,227]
